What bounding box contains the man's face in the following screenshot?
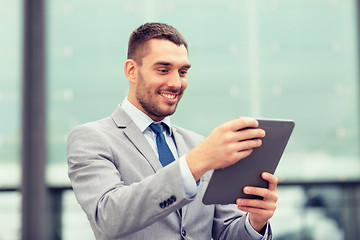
[131,39,191,122]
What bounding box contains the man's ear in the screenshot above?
[124,59,137,83]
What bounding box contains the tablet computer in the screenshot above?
[202,118,295,205]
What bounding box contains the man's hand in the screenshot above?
[236,172,279,233]
[186,118,266,181]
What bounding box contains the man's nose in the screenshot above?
[166,72,182,88]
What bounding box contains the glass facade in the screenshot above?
[0,0,21,187]
[46,0,360,185]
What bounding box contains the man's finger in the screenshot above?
[243,186,278,202]
[262,172,278,192]
[229,118,259,131]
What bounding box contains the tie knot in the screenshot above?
[150,123,165,135]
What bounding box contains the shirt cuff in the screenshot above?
[245,213,269,240]
[179,155,198,197]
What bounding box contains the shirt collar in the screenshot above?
[121,98,173,135]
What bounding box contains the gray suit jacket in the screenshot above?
[67,105,272,240]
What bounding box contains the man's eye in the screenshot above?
[179,70,188,76]
[157,69,168,74]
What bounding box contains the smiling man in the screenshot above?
[67,22,278,240]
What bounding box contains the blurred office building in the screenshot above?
[0,0,359,239]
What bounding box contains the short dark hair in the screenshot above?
[127,22,188,64]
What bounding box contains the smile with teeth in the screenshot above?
[160,93,177,99]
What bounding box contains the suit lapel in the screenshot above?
[111,105,163,172]
[172,126,190,218]
[172,127,188,158]
[112,105,190,219]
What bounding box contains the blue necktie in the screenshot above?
[150,123,175,167]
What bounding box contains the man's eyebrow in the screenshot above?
[153,61,191,69]
[153,61,172,66]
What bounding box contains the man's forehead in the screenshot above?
[146,39,187,55]
[143,39,190,66]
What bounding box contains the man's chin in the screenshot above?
[140,101,178,120]
[155,107,177,119]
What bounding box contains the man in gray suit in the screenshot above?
[67,22,279,240]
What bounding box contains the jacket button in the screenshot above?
[181,229,187,237]
[159,202,165,208]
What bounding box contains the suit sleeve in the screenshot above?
[212,204,273,240]
[67,124,192,238]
